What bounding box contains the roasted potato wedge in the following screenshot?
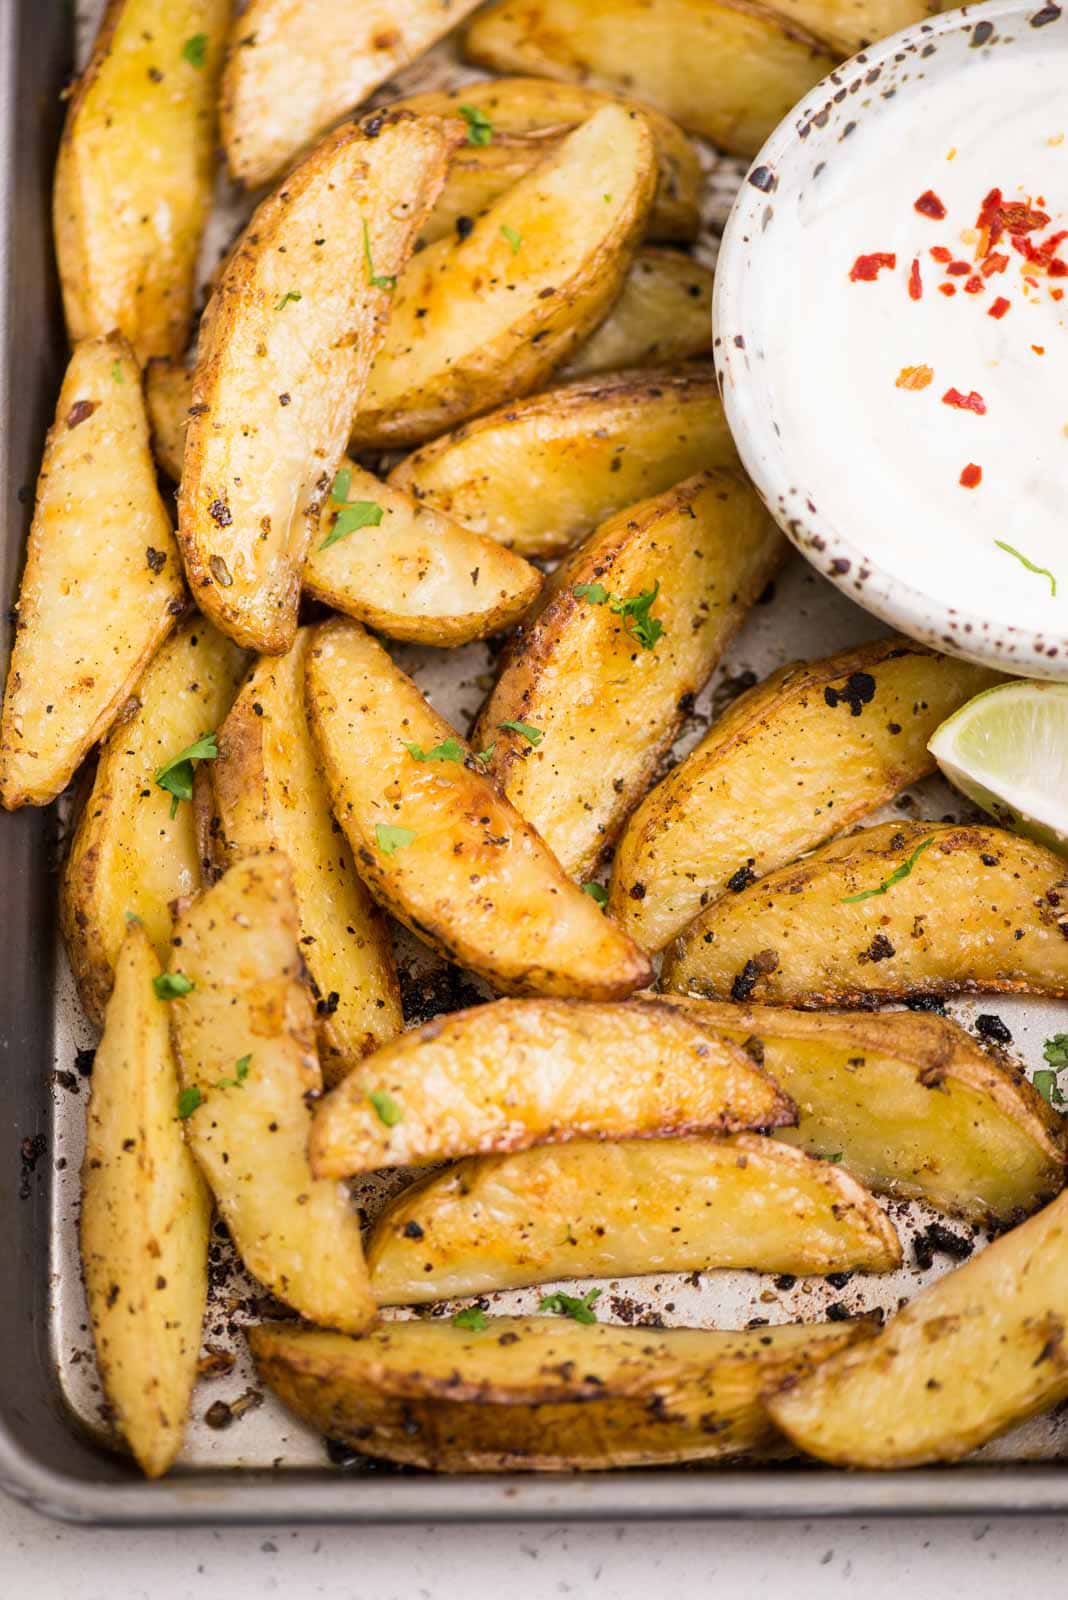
[304,618,652,1000]
[464,0,838,158]
[476,471,783,879]
[178,110,458,655]
[61,618,247,1028]
[370,1134,900,1302]
[562,249,714,379]
[663,999,1066,1223]
[0,335,184,809]
[220,0,484,188]
[768,1191,1068,1467]
[212,629,402,1084]
[53,0,228,363]
[250,1316,864,1471]
[145,357,192,482]
[612,640,1001,953]
[310,997,793,1177]
[350,105,657,449]
[663,821,1068,1006]
[771,0,946,54]
[81,923,211,1478]
[390,367,736,559]
[399,78,701,245]
[168,853,375,1332]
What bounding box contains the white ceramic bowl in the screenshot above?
[714,0,1068,679]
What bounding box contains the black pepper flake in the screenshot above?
[455,215,475,241]
[402,1220,424,1239]
[975,1013,1012,1045]
[727,862,757,893]
[208,498,233,528]
[145,546,167,574]
[824,671,877,716]
[628,882,646,901]
[316,991,340,1017]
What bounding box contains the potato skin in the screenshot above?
[769,0,946,54]
[562,249,714,379]
[611,639,1001,953]
[250,1317,864,1471]
[663,821,1068,1006]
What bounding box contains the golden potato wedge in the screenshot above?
[250,1316,864,1471]
[370,1134,900,1302]
[303,461,543,646]
[400,78,702,245]
[562,249,714,379]
[304,618,652,1000]
[168,853,375,1332]
[61,618,248,1028]
[310,997,793,1177]
[220,0,485,188]
[663,999,1066,1223]
[212,630,402,1085]
[464,0,838,159]
[177,111,459,656]
[771,0,945,54]
[145,357,192,482]
[350,105,657,449]
[389,367,736,559]
[53,0,228,363]
[768,1191,1068,1467]
[611,640,1001,953]
[475,471,783,879]
[0,335,184,810]
[81,923,211,1479]
[663,821,1068,1006]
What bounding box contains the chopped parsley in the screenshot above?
[369,1088,402,1126]
[582,882,608,907]
[177,1086,203,1119]
[111,361,124,383]
[452,1306,489,1330]
[274,289,302,311]
[574,582,609,605]
[217,1054,252,1090]
[574,579,665,651]
[181,33,207,67]
[995,541,1057,597]
[320,499,383,550]
[375,823,416,856]
[1034,1070,1065,1108]
[475,742,496,764]
[499,719,542,746]
[404,736,465,764]
[363,220,396,291]
[155,732,218,818]
[1044,1034,1068,1069]
[840,835,935,904]
[153,972,194,1000]
[500,224,523,255]
[825,1152,844,1163]
[459,104,494,146]
[539,1288,601,1324]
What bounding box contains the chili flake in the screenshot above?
[988,296,1010,318]
[896,364,933,390]
[959,463,982,488]
[850,252,897,281]
[946,260,971,275]
[943,387,987,414]
[915,189,947,219]
[931,245,953,263]
[964,275,984,293]
[939,283,957,296]
[1000,201,1050,233]
[908,258,922,299]
[981,252,1008,276]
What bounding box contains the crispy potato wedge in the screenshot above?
[250,1316,864,1471]
[663,821,1068,1006]
[212,630,401,1084]
[53,0,228,363]
[400,78,701,245]
[145,357,191,482]
[350,105,657,449]
[220,0,484,188]
[464,0,838,158]
[389,367,737,559]
[475,471,783,879]
[562,249,714,379]
[309,997,793,1177]
[771,0,945,54]
[81,924,211,1479]
[768,1191,1068,1467]
[663,999,1066,1223]
[0,335,184,809]
[178,111,458,655]
[611,639,1001,953]
[168,853,375,1332]
[304,618,652,1000]
[370,1134,901,1302]
[61,618,247,1028]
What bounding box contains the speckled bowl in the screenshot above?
[714,0,1068,680]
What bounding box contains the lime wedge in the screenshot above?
[928,681,1068,857]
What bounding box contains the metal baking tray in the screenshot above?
[4,0,1068,1526]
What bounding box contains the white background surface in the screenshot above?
[2,1496,1068,1600]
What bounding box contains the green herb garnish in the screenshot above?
[475,742,496,764]
[1044,1034,1068,1069]
[582,882,608,907]
[459,104,494,146]
[320,500,383,550]
[840,835,935,904]
[155,732,218,818]
[499,720,542,746]
[404,737,465,765]
[574,579,665,650]
[452,1306,489,1330]
[369,1089,402,1126]
[995,541,1057,597]
[177,1086,203,1118]
[500,224,522,255]
[363,220,396,291]
[217,1054,252,1090]
[375,823,416,856]
[1034,1070,1065,1108]
[181,33,207,67]
[274,289,302,310]
[153,972,194,1001]
[111,361,124,383]
[539,1288,602,1324]
[574,582,609,605]
[825,1152,844,1163]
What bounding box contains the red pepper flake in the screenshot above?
[959,463,982,489]
[908,258,922,300]
[1053,288,1065,301]
[1000,201,1050,233]
[981,252,1009,276]
[946,261,971,276]
[975,186,1004,255]
[939,283,957,297]
[943,387,987,415]
[1034,229,1068,264]
[915,189,947,219]
[896,364,934,390]
[930,246,953,263]
[988,296,1010,319]
[1033,344,1046,355]
[964,275,984,294]
[1050,258,1068,277]
[850,252,897,281]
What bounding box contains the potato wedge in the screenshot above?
[389,367,737,559]
[250,1316,864,1471]
[561,250,714,379]
[475,471,783,879]
[220,0,485,188]
[370,1134,901,1302]
[178,110,459,655]
[662,999,1066,1223]
[0,335,185,809]
[61,618,248,1028]
[309,997,793,1177]
[145,357,192,482]
[81,923,211,1478]
[168,853,375,1332]
[212,630,402,1084]
[304,618,652,1000]
[611,640,1001,953]
[464,0,838,159]
[663,821,1068,1006]
[350,105,657,449]
[767,1191,1068,1467]
[399,78,702,245]
[53,0,228,363]
[770,0,945,54]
